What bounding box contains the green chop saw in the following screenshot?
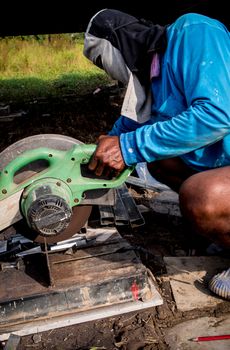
[0,134,163,336]
[0,134,133,244]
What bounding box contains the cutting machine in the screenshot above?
[0,134,162,340]
[0,134,132,243]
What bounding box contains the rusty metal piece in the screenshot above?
[40,238,54,287]
[0,260,22,271]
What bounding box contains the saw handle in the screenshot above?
[70,144,134,190]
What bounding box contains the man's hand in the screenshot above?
[89,135,126,176]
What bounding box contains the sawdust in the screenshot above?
[0,87,229,350]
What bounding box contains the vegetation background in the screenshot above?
[0,34,111,104]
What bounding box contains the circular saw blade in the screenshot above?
[0,134,93,243]
[0,133,84,170]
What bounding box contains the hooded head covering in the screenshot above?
[84,9,167,122]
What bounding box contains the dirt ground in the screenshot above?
[0,86,229,350]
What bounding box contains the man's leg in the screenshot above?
[179,166,230,248]
[147,158,230,248]
[148,158,230,300]
[183,169,230,301]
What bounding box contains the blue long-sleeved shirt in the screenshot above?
[109,13,230,171]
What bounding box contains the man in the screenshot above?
[83,9,230,299]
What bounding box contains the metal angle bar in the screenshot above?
[98,205,115,225]
[117,184,145,227]
[113,190,130,226]
[125,175,169,192]
[0,241,7,254]
[4,333,21,350]
[16,237,91,256]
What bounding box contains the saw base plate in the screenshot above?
[0,226,163,339]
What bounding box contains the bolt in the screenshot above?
[74,198,79,203]
[67,178,72,183]
[22,192,27,199]
[1,189,7,194]
[56,181,61,186]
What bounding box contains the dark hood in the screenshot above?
[86,8,167,85]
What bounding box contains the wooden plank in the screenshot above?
[164,256,229,311]
[0,274,163,342]
[0,191,23,231]
[165,315,230,350]
[0,239,138,300]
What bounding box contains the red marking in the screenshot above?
[131,281,139,300]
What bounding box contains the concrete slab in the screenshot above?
[150,190,181,216]
[164,256,229,311]
[165,314,230,350]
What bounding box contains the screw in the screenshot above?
[2,189,7,194]
[67,178,72,183]
[74,198,79,203]
[22,192,27,199]
[56,181,61,186]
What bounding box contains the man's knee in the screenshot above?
[179,174,220,220]
[179,170,230,246]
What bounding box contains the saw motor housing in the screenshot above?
[21,178,73,237]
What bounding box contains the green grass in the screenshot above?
[0,34,111,103]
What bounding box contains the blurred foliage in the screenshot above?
[0,34,111,103]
